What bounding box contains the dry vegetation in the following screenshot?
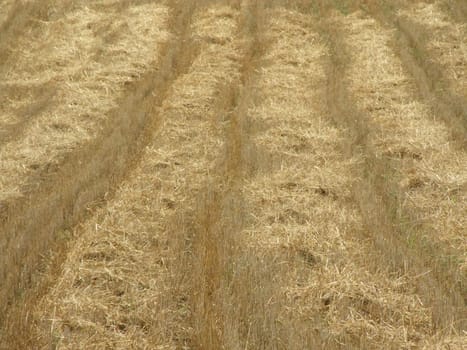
[0,0,172,321]
[336,7,466,310]
[0,0,465,349]
[27,4,243,348]
[0,0,14,28]
[394,1,467,146]
[399,2,466,100]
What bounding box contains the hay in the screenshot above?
[0,1,14,27]
[398,1,466,99]
[0,3,170,199]
[232,8,434,348]
[31,5,242,349]
[332,7,466,338]
[0,0,172,326]
[1,1,465,348]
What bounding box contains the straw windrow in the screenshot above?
[0,0,194,338]
[0,1,465,348]
[325,8,466,334]
[21,3,246,349]
[395,1,467,146]
[228,7,434,349]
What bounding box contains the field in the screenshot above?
[0,0,465,349]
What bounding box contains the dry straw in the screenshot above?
[27,3,243,349]
[324,4,466,343]
[225,7,434,349]
[1,0,172,343]
[0,1,465,349]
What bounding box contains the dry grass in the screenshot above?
[0,0,15,29]
[0,0,73,142]
[223,7,435,349]
[0,3,170,195]
[0,0,183,339]
[1,1,466,349]
[400,1,466,92]
[25,4,243,349]
[386,1,467,147]
[331,7,466,335]
[170,3,446,348]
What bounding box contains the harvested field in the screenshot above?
[229,9,432,348]
[25,5,243,348]
[0,1,14,27]
[0,0,172,321]
[399,2,466,100]
[333,10,466,324]
[0,0,465,349]
[395,1,467,145]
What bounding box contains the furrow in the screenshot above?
[2,1,465,349]
[398,2,466,102]
[0,0,191,331]
[331,11,466,331]
[21,4,243,349]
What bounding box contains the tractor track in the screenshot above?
[228,6,434,348]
